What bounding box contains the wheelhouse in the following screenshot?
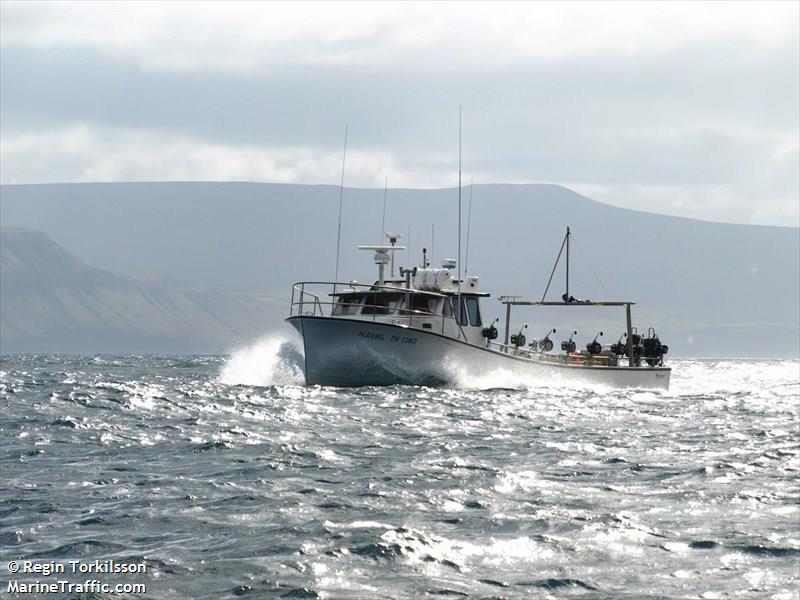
[331,288,485,326]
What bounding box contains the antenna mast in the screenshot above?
[407,225,411,267]
[431,224,435,267]
[465,177,473,278]
[457,106,463,336]
[334,123,349,290]
[381,177,388,243]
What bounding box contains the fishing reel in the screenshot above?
[561,330,577,354]
[482,318,499,341]
[586,331,603,355]
[612,328,643,365]
[530,328,556,352]
[641,327,668,367]
[610,333,627,356]
[510,323,528,348]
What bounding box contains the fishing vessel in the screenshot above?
[288,115,669,389]
[286,227,671,389]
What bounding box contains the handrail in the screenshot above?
[292,280,450,298]
[292,286,323,316]
[291,282,479,340]
[487,340,663,368]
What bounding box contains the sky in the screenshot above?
[1,1,798,226]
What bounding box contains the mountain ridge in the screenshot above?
[0,228,280,353]
[4,180,795,229]
[1,181,797,356]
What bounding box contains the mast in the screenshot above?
[565,226,570,300]
[334,123,349,291]
[626,303,635,367]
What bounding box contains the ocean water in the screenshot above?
[1,336,798,599]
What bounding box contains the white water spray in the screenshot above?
[219,333,304,386]
[449,364,604,392]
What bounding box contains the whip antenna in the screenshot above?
[380,177,388,243]
[334,123,348,290]
[465,177,473,278]
[431,224,435,267]
[407,225,411,267]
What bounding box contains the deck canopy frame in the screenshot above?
[498,297,638,366]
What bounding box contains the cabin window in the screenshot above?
[361,293,402,315]
[453,297,468,326]
[409,293,434,315]
[442,298,453,317]
[451,296,481,326]
[466,297,482,327]
[333,294,363,316]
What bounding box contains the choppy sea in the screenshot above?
[1,336,798,599]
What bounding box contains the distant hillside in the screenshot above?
[0,228,281,353]
[1,182,798,356]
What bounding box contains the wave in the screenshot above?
[218,333,304,386]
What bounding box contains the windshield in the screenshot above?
[361,293,403,315]
[332,294,363,316]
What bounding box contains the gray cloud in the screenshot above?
[1,2,797,225]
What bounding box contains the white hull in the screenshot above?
[287,316,671,389]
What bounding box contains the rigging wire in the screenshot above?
[540,231,568,302]
[570,233,611,297]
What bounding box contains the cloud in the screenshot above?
[2,122,796,226]
[569,180,799,226]
[0,124,448,188]
[2,1,797,72]
[0,1,797,226]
